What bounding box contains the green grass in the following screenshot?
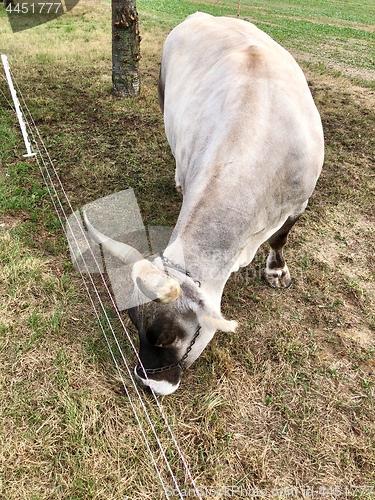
[139,0,375,86]
[0,0,374,497]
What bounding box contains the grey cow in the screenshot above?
[85,13,324,395]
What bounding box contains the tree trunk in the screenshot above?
[112,0,141,97]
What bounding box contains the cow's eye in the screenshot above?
[146,326,177,347]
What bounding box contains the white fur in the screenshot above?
[134,367,180,396]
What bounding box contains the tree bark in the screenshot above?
[112,0,141,97]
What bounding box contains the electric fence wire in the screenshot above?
[13,72,202,500]
[9,84,179,500]
[29,139,178,499]
[2,68,203,500]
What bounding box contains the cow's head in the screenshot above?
[84,212,237,395]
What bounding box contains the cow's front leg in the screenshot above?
[264,214,301,289]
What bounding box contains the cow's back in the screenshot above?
[159,12,324,276]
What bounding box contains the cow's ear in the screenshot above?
[133,260,181,304]
[200,314,238,333]
[182,284,238,332]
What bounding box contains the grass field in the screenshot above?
[0,0,374,498]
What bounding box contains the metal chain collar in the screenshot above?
[161,255,201,287]
[136,325,202,377]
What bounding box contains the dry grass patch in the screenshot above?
[0,228,183,499]
[0,0,111,68]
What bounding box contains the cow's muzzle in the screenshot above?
[134,366,181,396]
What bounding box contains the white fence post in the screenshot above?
[1,54,36,158]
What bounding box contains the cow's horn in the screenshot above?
[83,211,180,303]
[83,210,143,264]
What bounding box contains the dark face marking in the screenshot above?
[145,315,177,347]
[128,304,188,385]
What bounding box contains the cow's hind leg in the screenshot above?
[264,213,302,289]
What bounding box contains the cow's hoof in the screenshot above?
[264,265,292,289]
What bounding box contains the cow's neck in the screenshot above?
[162,168,246,306]
[162,233,234,307]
